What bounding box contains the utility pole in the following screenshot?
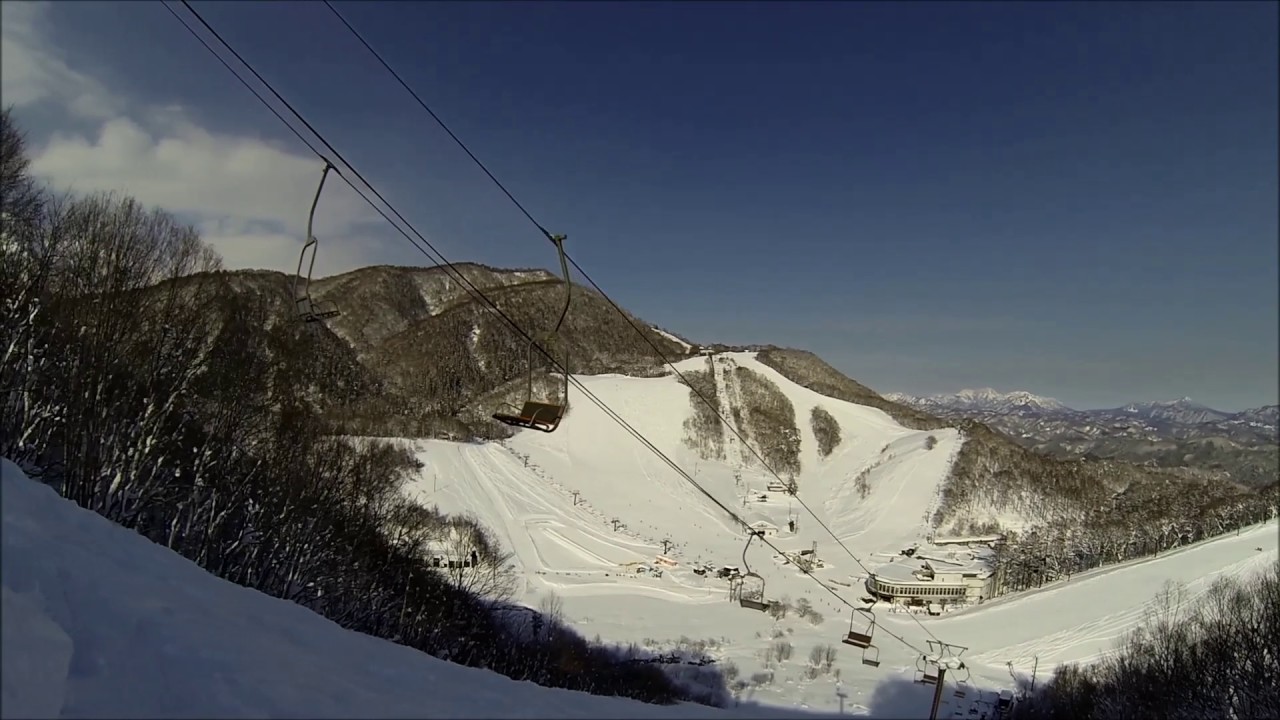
[1031,655,1039,692]
[662,538,673,554]
[928,666,948,720]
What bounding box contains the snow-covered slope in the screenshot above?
[404,351,1279,715]
[0,458,818,720]
[407,352,980,714]
[415,352,961,584]
[933,520,1278,671]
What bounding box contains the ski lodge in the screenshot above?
[864,545,998,609]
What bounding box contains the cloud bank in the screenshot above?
[1,1,381,278]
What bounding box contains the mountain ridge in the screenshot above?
[140,261,1275,572]
[886,388,1278,488]
[886,388,1273,419]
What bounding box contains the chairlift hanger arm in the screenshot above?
[495,231,572,431]
[293,160,340,322]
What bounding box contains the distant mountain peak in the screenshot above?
[928,388,1066,411]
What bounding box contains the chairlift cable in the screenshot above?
[318,0,951,646]
[320,0,557,245]
[165,0,936,661]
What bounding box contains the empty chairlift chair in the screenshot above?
[294,161,341,323]
[842,608,881,667]
[737,531,772,612]
[915,653,940,685]
[948,647,972,698]
[738,572,770,611]
[493,234,572,434]
[953,665,971,699]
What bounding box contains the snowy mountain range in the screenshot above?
[885,389,1279,488]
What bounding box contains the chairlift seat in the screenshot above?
[739,597,770,612]
[843,631,873,649]
[297,297,340,322]
[921,672,938,685]
[859,643,881,668]
[493,401,565,433]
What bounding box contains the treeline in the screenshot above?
[732,364,802,480]
[677,355,804,481]
[810,406,841,459]
[1010,561,1280,719]
[0,109,720,706]
[363,276,678,430]
[679,362,726,460]
[993,482,1276,593]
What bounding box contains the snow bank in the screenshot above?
[0,458,823,719]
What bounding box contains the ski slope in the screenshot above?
[420,352,959,573]
[407,351,1279,715]
[933,519,1280,670]
[0,458,828,720]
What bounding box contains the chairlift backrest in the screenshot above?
[519,401,564,424]
[493,400,565,433]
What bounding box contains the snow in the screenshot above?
[0,457,815,719]
[403,352,1278,714]
[888,388,1068,413]
[5,344,1275,718]
[932,519,1279,670]
[651,327,692,352]
[406,353,978,714]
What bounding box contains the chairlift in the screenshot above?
[915,653,939,685]
[737,531,771,612]
[841,607,881,667]
[293,161,341,323]
[953,659,972,697]
[492,233,572,433]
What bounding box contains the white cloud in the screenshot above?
[0,1,118,119]
[1,1,382,278]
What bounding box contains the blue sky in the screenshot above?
[3,1,1276,410]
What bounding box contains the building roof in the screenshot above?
[871,559,932,584]
[871,545,995,584]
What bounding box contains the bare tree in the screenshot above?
[438,515,517,602]
[1,107,44,235]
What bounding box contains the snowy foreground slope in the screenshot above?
[0,458,828,720]
[406,352,1279,715]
